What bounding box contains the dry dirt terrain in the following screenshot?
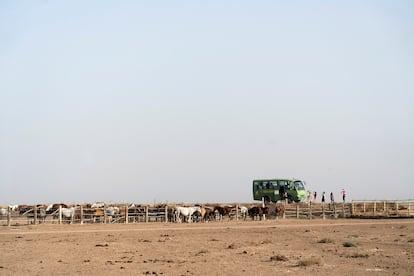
[1,219,413,275]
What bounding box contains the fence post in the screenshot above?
[104,204,107,224]
[408,202,411,217]
[164,205,168,223]
[145,205,149,223]
[33,205,38,225]
[342,202,345,218]
[333,203,337,218]
[308,202,312,219]
[125,205,129,224]
[373,202,376,216]
[296,204,299,219]
[80,205,84,225]
[7,206,11,227]
[384,201,387,216]
[363,202,366,213]
[236,204,239,221]
[351,201,354,215]
[396,201,399,216]
[322,203,325,219]
[59,206,62,224]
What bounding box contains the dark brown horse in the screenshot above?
[214,206,233,221]
[248,206,270,220]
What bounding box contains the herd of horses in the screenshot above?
[0,203,286,224]
[173,205,284,223]
[0,204,121,224]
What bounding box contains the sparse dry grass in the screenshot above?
[195,249,208,256]
[297,257,321,267]
[343,241,357,247]
[227,243,237,249]
[318,238,334,243]
[347,253,369,258]
[270,255,289,262]
[260,239,272,244]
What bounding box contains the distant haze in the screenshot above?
[1,1,413,205]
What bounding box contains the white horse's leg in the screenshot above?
[175,210,181,223]
[70,208,74,224]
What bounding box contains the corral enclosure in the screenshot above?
[1,200,413,226]
[1,201,414,275]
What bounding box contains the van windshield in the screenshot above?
[294,181,305,190]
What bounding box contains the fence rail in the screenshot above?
[1,200,413,226]
[0,204,172,226]
[351,200,413,218]
[283,202,352,219]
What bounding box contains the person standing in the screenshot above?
[321,192,326,204]
[341,189,347,202]
[313,191,317,202]
[329,192,334,210]
[307,191,312,204]
[279,185,285,202]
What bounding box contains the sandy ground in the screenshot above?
[1,219,413,276]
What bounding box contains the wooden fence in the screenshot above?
[0,204,172,226]
[351,200,413,218]
[1,200,413,226]
[283,202,352,219]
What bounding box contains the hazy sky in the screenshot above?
[1,1,413,205]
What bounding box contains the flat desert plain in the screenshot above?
[1,219,413,275]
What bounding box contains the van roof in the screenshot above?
[253,178,301,182]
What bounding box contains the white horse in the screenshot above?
[239,206,248,220]
[46,204,54,212]
[91,202,105,209]
[60,207,76,224]
[175,206,201,223]
[106,206,120,216]
[0,208,8,217]
[105,206,120,223]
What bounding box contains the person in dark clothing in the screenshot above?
[341,189,347,202]
[279,185,285,202]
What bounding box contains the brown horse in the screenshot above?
[248,206,270,220]
[214,206,233,221]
